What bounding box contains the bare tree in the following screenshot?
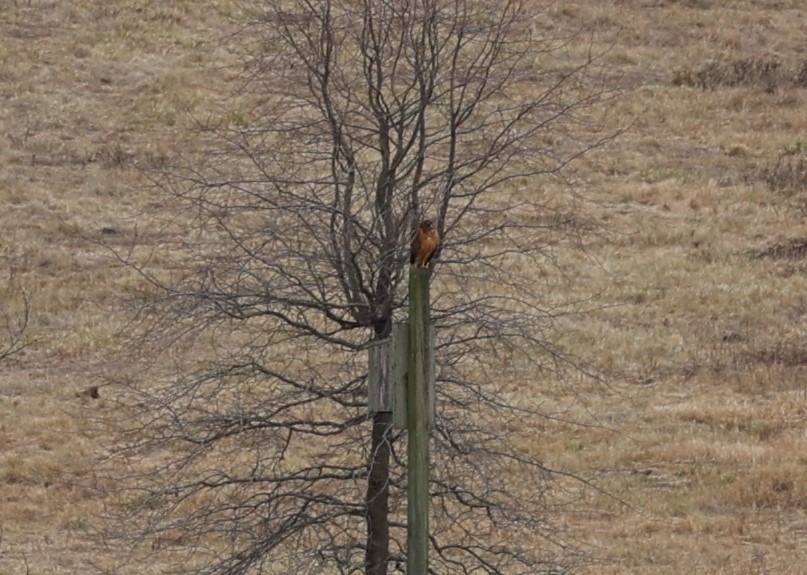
[104,0,616,573]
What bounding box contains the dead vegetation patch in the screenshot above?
[760,153,807,196]
[673,58,807,91]
[741,342,807,369]
[751,237,807,260]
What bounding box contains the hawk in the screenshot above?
[410,220,440,268]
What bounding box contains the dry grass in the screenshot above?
[1,0,807,573]
[673,57,807,91]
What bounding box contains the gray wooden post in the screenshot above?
[407,267,431,575]
[392,323,434,430]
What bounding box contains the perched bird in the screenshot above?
[410,220,440,268]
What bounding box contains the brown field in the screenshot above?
[1,0,806,573]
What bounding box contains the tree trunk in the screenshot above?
[365,410,392,575]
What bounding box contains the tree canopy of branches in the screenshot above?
[106,0,614,573]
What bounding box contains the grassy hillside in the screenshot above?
[1,1,805,573]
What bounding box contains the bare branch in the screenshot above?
[0,274,33,364]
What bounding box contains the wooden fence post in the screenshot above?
[407,267,431,575]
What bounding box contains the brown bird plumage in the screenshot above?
[410,220,440,268]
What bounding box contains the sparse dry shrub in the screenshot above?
[795,60,807,88]
[759,153,807,195]
[742,342,807,369]
[752,237,807,261]
[0,275,32,364]
[721,464,807,510]
[671,66,696,88]
[94,143,132,169]
[673,58,807,91]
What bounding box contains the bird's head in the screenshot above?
[420,220,434,231]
